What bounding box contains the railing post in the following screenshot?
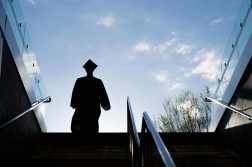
[127,97,141,167]
[141,121,145,167]
[128,99,176,167]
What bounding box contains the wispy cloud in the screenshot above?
[152,71,185,92]
[153,38,177,54]
[96,16,115,28]
[171,31,177,36]
[209,17,223,26]
[153,72,168,83]
[133,32,194,57]
[169,82,185,91]
[134,41,152,53]
[191,50,221,81]
[25,0,36,5]
[133,37,177,55]
[175,43,193,56]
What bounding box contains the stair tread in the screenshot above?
[31,133,129,160]
[2,132,242,167]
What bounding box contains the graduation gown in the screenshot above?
[70,76,110,133]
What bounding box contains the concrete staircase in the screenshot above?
[0,132,245,167]
[161,133,242,167]
[30,133,129,167]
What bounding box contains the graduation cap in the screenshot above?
[83,59,97,71]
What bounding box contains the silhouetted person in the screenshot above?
[70,59,110,133]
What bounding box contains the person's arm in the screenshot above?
[70,79,80,109]
[99,80,111,111]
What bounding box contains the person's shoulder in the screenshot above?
[76,77,85,82]
[93,77,102,81]
[93,77,103,83]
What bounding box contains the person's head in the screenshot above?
[83,59,97,76]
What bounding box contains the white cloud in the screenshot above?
[152,71,186,91]
[171,31,177,36]
[134,37,177,55]
[169,82,185,91]
[96,16,115,28]
[134,41,152,53]
[133,33,195,58]
[192,50,221,81]
[153,72,168,83]
[153,38,177,53]
[193,48,207,62]
[156,74,167,82]
[25,0,36,5]
[175,44,193,55]
[184,72,193,78]
[209,17,223,26]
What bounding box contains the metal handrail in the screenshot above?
[141,112,176,167]
[127,97,140,167]
[0,96,51,129]
[205,96,252,120]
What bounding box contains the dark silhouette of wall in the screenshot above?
[216,58,252,131]
[0,36,41,139]
[0,29,3,79]
[215,58,252,166]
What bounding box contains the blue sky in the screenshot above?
[21,0,242,132]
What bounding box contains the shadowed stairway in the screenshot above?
[4,132,240,167]
[29,133,130,166]
[160,133,241,167]
[0,99,246,166]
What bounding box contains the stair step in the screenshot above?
[159,133,241,167]
[27,133,130,167]
[31,133,129,159]
[0,132,244,167]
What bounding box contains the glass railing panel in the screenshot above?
[214,1,252,99]
[2,0,47,101]
[216,47,239,99]
[238,5,252,57]
[7,0,30,48]
[22,47,47,99]
[209,1,252,131]
[2,0,25,53]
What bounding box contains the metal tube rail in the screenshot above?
[205,96,252,120]
[141,112,176,167]
[127,97,140,167]
[0,96,51,129]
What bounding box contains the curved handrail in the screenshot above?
[127,97,140,146]
[142,112,176,167]
[205,96,252,120]
[0,96,51,129]
[127,97,140,167]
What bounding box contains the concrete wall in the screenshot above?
[226,59,252,129]
[215,59,252,166]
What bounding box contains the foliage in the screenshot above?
[159,87,211,132]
